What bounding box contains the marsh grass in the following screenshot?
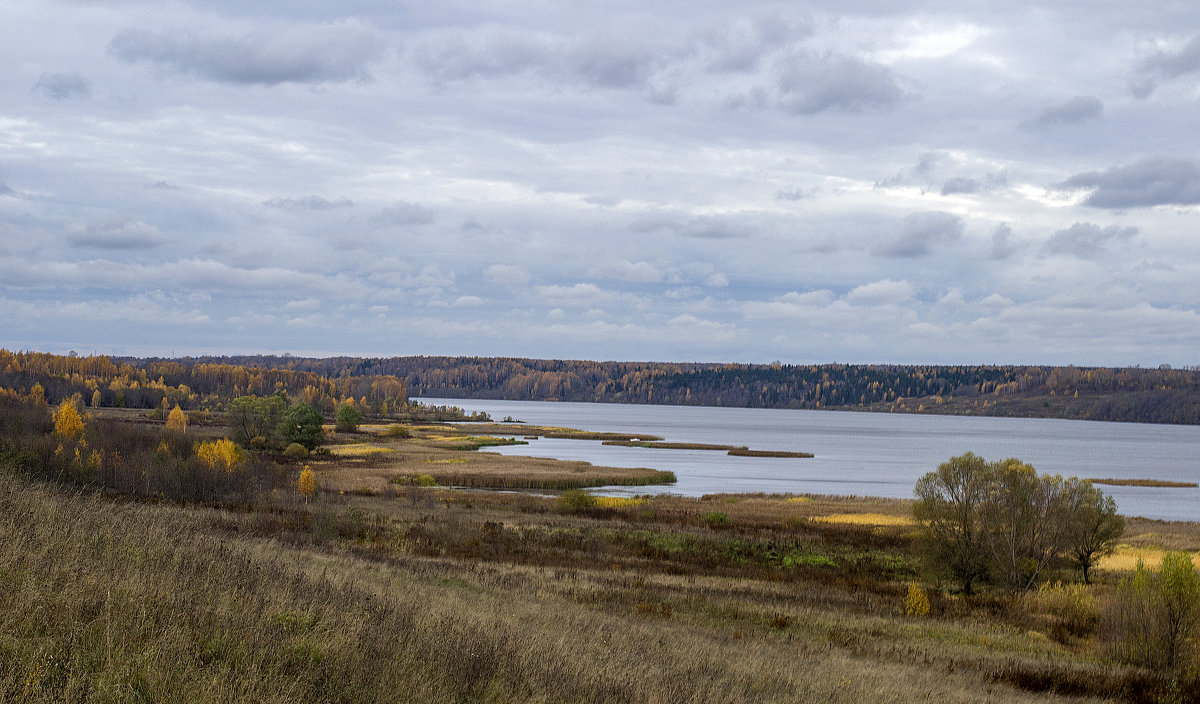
[727,448,815,458]
[1089,478,1199,488]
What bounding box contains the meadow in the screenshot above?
[2,403,1198,702]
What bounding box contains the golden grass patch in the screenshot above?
[593,496,645,508]
[1096,545,1200,572]
[328,444,397,456]
[813,513,915,527]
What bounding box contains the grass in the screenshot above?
[601,440,741,450]
[6,401,1200,702]
[727,448,815,458]
[1089,478,1199,488]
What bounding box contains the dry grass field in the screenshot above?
[4,412,1199,702]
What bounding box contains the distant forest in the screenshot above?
[123,354,1200,426]
[3,349,1198,424]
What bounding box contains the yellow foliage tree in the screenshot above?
[91,389,102,408]
[298,465,315,503]
[196,438,242,471]
[53,399,85,439]
[166,404,188,432]
[904,582,930,617]
[30,383,46,406]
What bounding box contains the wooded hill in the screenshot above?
[122,354,1200,425]
[0,349,406,415]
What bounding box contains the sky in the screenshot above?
[2,1,1200,365]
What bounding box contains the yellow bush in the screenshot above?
[298,465,316,502]
[196,438,243,471]
[1027,581,1098,638]
[904,582,930,617]
[53,399,85,439]
[165,404,187,432]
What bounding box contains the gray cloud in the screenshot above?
[989,223,1018,260]
[413,27,552,83]
[1029,95,1102,127]
[1042,223,1137,259]
[1136,35,1200,95]
[872,211,962,258]
[940,171,1008,196]
[33,72,92,100]
[68,219,163,250]
[371,201,436,227]
[1055,157,1200,208]
[109,19,383,85]
[264,196,354,210]
[0,177,12,196]
[772,53,903,114]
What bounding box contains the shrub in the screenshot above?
[557,489,596,512]
[904,582,930,617]
[1107,553,1200,670]
[1027,581,1097,638]
[53,398,85,439]
[413,474,437,487]
[702,511,728,528]
[196,439,243,471]
[382,425,411,439]
[283,443,309,460]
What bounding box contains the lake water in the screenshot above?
[417,398,1200,521]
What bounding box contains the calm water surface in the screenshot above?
[418,398,1200,521]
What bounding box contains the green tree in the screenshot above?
[226,394,287,449]
[980,459,1070,592]
[335,401,362,432]
[912,452,991,594]
[279,402,325,450]
[1062,477,1123,584]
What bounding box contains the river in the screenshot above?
[416,398,1200,521]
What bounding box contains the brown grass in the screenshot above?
[1089,478,1198,488]
[727,448,815,458]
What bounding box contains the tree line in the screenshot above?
[165,354,1200,425]
[7,349,1200,425]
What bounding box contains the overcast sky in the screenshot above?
[3,1,1200,365]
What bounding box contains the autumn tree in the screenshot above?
[1109,552,1200,671]
[196,438,242,471]
[166,404,188,432]
[53,397,85,439]
[29,383,46,406]
[298,465,315,503]
[979,459,1070,592]
[91,389,102,408]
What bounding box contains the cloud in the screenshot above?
[263,196,354,210]
[1028,95,1102,127]
[588,260,662,283]
[1042,222,1137,259]
[485,264,530,287]
[1054,157,1200,208]
[940,171,1008,195]
[770,52,904,114]
[371,201,436,226]
[109,19,384,85]
[872,211,962,258]
[33,72,91,100]
[0,177,12,196]
[989,223,1018,260]
[67,219,163,250]
[1135,35,1200,95]
[413,27,553,83]
[845,279,915,306]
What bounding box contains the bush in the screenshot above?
[904,582,930,617]
[382,425,411,439]
[702,511,728,528]
[283,443,309,460]
[557,489,596,512]
[1107,552,1200,670]
[1026,581,1097,639]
